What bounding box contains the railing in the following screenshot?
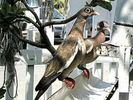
[0,55,120,100]
[0,29,132,100]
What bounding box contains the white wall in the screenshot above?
[111,0,133,46]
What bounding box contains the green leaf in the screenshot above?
[7,0,20,5]
[86,2,89,5]
[0,87,6,99]
[86,0,115,11]
[0,2,26,25]
[97,1,112,11]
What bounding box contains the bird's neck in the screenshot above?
[91,32,106,46]
[69,17,86,36]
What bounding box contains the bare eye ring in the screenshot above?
[84,8,91,13]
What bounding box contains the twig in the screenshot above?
[18,16,40,29]
[21,0,42,26]
[42,11,79,27]
[10,25,47,48]
[114,22,133,28]
[15,33,48,48]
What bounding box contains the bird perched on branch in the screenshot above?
[72,21,110,78]
[35,6,99,100]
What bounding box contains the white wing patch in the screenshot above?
[64,44,79,69]
[78,39,82,51]
[87,43,93,54]
[86,39,93,54]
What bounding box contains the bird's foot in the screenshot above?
[63,77,75,88]
[82,68,90,79]
[78,65,90,79]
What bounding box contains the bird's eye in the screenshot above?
[84,8,91,13]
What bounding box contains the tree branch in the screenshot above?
[114,22,133,28]
[42,11,79,27]
[11,25,56,55]
[38,27,56,55]
[16,0,80,55]
[10,25,47,48]
[16,15,56,55]
[18,15,40,29]
[16,33,48,48]
[21,0,42,26]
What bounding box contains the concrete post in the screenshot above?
[118,47,131,100]
[102,63,110,82]
[25,65,34,100]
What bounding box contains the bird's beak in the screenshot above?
[93,11,100,16]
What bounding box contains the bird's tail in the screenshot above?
[35,72,61,100]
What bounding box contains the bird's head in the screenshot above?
[79,6,99,19]
[97,21,111,42]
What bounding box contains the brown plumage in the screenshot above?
[35,6,99,100]
[44,7,99,77]
[58,21,111,80]
[83,21,110,63]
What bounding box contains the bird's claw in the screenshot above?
[63,77,75,88]
[83,68,90,78]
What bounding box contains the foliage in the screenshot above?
[87,0,115,11]
[0,0,20,6]
[0,3,26,28]
[5,0,19,5]
[0,1,26,99]
[0,87,6,99]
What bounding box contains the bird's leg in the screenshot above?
[62,77,75,88]
[58,71,75,88]
[78,65,90,78]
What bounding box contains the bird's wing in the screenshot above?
[44,37,79,77]
[35,38,79,98]
[85,39,93,54]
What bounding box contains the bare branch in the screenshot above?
[42,11,79,27]
[10,24,47,48]
[21,0,42,26]
[114,22,133,28]
[15,31,56,55]
[15,16,56,55]
[11,24,56,55]
[18,16,40,29]
[15,33,47,48]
